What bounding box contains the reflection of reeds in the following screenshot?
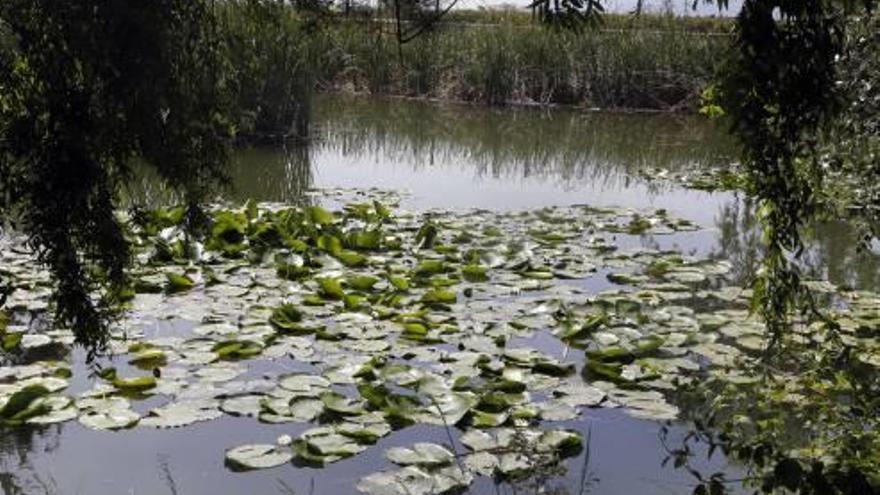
[496,422,596,495]
[314,95,735,192]
[158,454,179,495]
[576,426,597,495]
[0,425,61,495]
[276,477,314,495]
[122,144,315,207]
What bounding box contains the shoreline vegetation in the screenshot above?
[217,4,733,136]
[313,13,731,111]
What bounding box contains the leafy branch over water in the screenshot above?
[0,1,233,355]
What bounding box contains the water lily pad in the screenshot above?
[221,394,264,417]
[463,452,499,476]
[385,443,454,467]
[26,397,78,425]
[538,401,580,421]
[293,427,367,464]
[78,397,140,430]
[166,272,195,293]
[357,465,472,495]
[225,444,293,471]
[140,400,222,428]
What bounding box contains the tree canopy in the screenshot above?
[0,1,233,354]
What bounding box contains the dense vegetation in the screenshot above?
[1,1,879,493]
[212,4,729,110]
[306,18,724,109]
[683,3,880,494]
[0,1,731,352]
[0,1,233,354]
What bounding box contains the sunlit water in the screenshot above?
[3,95,878,495]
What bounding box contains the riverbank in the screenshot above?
[217,5,732,120]
[310,19,728,110]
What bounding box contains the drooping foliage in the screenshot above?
[0,1,234,354]
[715,0,855,342]
[681,3,880,493]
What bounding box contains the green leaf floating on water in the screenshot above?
[335,250,368,267]
[335,415,392,444]
[347,275,380,291]
[140,400,222,428]
[415,222,438,249]
[213,340,263,360]
[317,277,346,300]
[100,368,157,392]
[2,333,22,352]
[225,444,293,471]
[586,335,665,364]
[307,206,335,226]
[0,385,51,423]
[24,396,77,425]
[165,272,195,293]
[388,275,410,291]
[128,348,168,368]
[321,392,367,416]
[210,211,247,245]
[470,409,509,428]
[78,397,140,430]
[293,427,367,465]
[462,265,488,282]
[420,289,456,305]
[385,443,455,467]
[357,465,473,495]
[347,230,382,251]
[276,263,311,280]
[269,304,306,332]
[414,260,447,277]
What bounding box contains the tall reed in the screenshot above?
[210,4,731,113]
[309,19,730,110]
[216,1,316,140]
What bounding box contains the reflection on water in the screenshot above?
[313,96,732,188]
[0,413,736,495]
[5,95,877,495]
[0,426,60,495]
[225,95,879,291]
[712,194,880,291]
[227,145,313,204]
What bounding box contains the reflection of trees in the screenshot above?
[228,144,314,204]
[0,425,61,495]
[808,221,880,290]
[713,196,880,291]
[121,144,314,206]
[124,96,734,206]
[314,95,736,194]
[712,195,762,287]
[487,427,597,495]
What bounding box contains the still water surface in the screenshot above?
[3,95,878,495]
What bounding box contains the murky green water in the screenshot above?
[2,95,878,495]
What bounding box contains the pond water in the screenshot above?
[2,95,878,495]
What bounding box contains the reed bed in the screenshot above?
[213,4,732,125]
[306,17,729,110]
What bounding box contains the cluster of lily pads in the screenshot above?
[638,165,746,192]
[2,188,878,494]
